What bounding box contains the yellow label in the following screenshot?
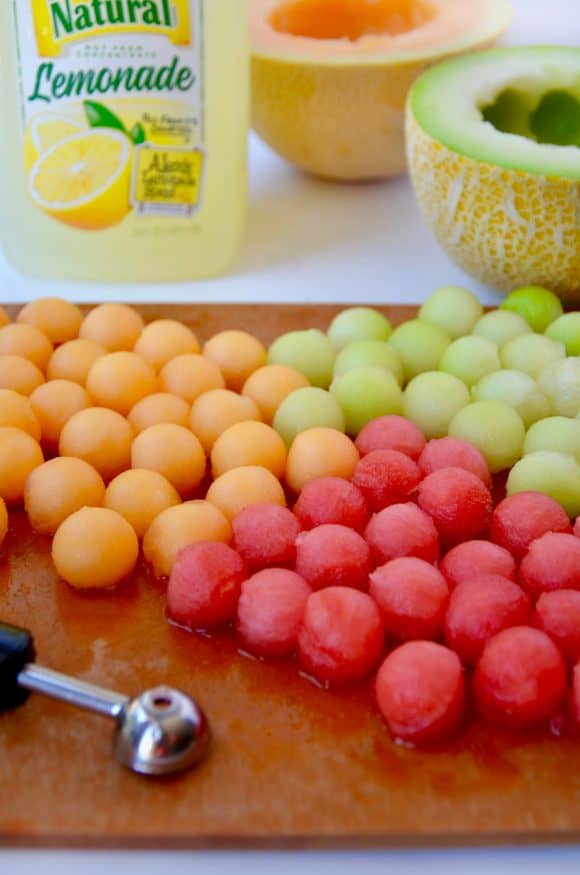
[133,146,204,213]
[14,0,206,231]
[32,0,191,57]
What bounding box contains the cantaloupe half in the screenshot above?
[407,47,580,303]
[250,0,512,181]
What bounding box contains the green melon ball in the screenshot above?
[500,334,566,379]
[333,339,404,385]
[273,387,345,447]
[330,367,403,436]
[439,336,500,388]
[507,451,580,519]
[268,329,336,389]
[537,357,580,417]
[449,400,525,473]
[402,371,471,439]
[501,286,564,332]
[327,308,392,351]
[472,370,552,429]
[471,310,532,347]
[389,320,451,383]
[523,416,580,464]
[546,313,580,356]
[419,286,483,339]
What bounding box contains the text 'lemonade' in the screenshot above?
[0,0,248,282]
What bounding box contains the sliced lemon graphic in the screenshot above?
[24,114,85,169]
[32,114,85,153]
[29,130,133,231]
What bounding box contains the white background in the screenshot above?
[1,0,575,305]
[2,0,580,872]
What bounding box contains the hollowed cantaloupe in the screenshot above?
[250,0,512,181]
[407,47,580,303]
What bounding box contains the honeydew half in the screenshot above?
[407,47,580,302]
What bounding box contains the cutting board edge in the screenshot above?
[2,829,580,851]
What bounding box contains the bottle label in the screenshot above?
[12,0,205,230]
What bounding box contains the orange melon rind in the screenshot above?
[251,0,512,180]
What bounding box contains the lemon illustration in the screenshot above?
[29,130,133,231]
[24,113,85,170]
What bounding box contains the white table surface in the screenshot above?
[2,0,579,871]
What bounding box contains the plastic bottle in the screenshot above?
[0,0,248,283]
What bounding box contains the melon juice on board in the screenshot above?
[0,0,249,283]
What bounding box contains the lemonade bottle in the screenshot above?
[0,1,248,283]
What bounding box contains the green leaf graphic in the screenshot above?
[130,123,146,145]
[84,100,127,133]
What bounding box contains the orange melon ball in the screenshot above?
[0,497,8,547]
[160,354,225,404]
[189,389,261,453]
[24,457,105,535]
[134,319,201,371]
[0,427,44,505]
[29,380,92,446]
[285,427,360,493]
[242,364,310,424]
[47,338,107,385]
[59,407,133,482]
[0,390,41,440]
[203,330,267,393]
[211,421,287,479]
[17,297,83,345]
[207,466,286,521]
[143,500,232,578]
[0,355,44,396]
[128,392,190,434]
[80,303,144,352]
[104,469,181,538]
[0,324,53,371]
[131,423,206,497]
[86,351,157,416]
[52,507,139,590]
[0,307,10,329]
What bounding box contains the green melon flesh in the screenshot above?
[410,46,580,180]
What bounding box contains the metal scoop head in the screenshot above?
[114,685,211,777]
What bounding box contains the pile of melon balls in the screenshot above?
[0,285,579,746]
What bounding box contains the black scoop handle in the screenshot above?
[0,623,36,712]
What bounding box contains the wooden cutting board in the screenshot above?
[1,303,579,849]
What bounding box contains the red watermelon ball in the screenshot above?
[232,503,301,572]
[293,477,370,533]
[417,467,492,546]
[375,641,465,744]
[236,568,311,658]
[369,558,449,642]
[575,518,580,538]
[571,664,580,728]
[444,575,531,666]
[355,415,426,460]
[418,437,491,487]
[295,524,372,591]
[490,492,572,561]
[298,587,384,685]
[519,532,580,598]
[167,541,247,630]
[534,590,580,665]
[352,449,421,512]
[365,503,440,566]
[474,626,567,729]
[440,540,516,591]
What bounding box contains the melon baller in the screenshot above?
[0,621,211,777]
